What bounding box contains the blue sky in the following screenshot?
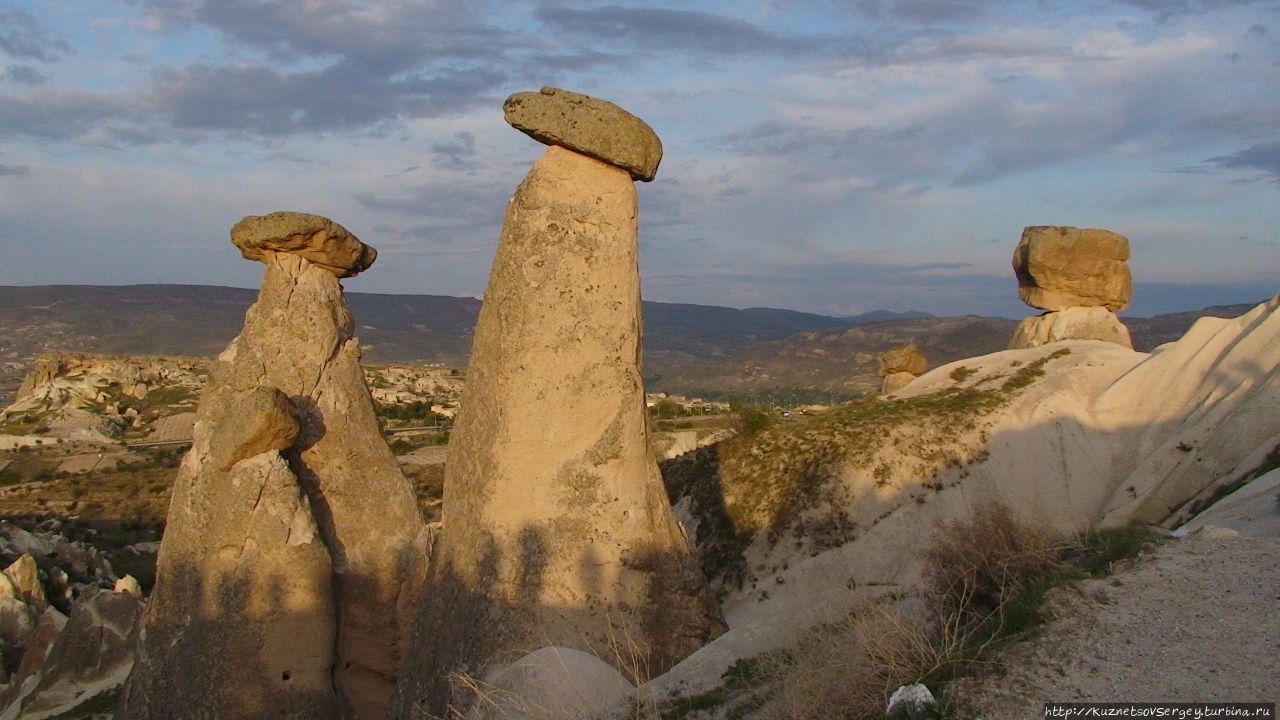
[1,0,1277,318]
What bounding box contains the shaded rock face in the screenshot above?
[0,606,66,716]
[1,589,142,720]
[120,235,427,719]
[393,145,724,718]
[1009,307,1134,350]
[504,87,663,182]
[1013,226,1132,311]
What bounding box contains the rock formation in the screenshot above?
[1,588,143,720]
[1009,226,1134,349]
[392,90,724,718]
[2,353,206,445]
[118,212,428,720]
[1008,305,1133,349]
[878,344,927,394]
[655,294,1280,695]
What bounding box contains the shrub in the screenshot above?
[654,399,684,419]
[769,602,945,720]
[922,503,1063,638]
[767,505,1067,719]
[733,405,774,436]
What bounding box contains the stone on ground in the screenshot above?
[3,554,46,607]
[470,647,635,720]
[880,371,917,395]
[113,574,143,598]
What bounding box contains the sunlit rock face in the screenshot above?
[392,91,724,718]
[1009,306,1134,350]
[1010,226,1134,350]
[119,215,428,720]
[1013,226,1132,312]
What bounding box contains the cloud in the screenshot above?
[354,181,511,248]
[128,0,514,67]
[147,61,506,136]
[1207,141,1280,181]
[0,5,69,61]
[0,91,133,140]
[880,0,991,24]
[0,162,30,176]
[713,26,1279,188]
[535,5,841,58]
[431,131,479,169]
[2,63,45,86]
[1113,0,1278,17]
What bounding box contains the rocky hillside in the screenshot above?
[647,315,1018,397]
[651,294,1280,698]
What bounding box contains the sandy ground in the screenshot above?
[959,531,1280,716]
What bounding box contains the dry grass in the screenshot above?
[922,504,1063,631]
[440,620,660,720]
[764,504,1068,720]
[768,601,942,720]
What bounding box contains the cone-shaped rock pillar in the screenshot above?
[119,213,428,720]
[392,92,724,718]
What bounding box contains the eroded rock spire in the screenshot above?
[119,212,428,720]
[392,89,724,717]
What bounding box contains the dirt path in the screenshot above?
[960,531,1280,716]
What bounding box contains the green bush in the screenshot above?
[654,399,684,419]
[734,405,774,436]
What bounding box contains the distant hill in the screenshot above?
[842,310,936,323]
[1123,303,1260,350]
[645,315,1017,397]
[0,285,1263,405]
[644,303,1266,399]
[0,285,864,365]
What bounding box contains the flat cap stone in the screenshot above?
[232,211,376,278]
[503,87,663,182]
[1013,226,1132,311]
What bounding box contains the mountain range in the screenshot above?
[0,284,1262,403]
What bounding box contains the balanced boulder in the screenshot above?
[392,92,722,718]
[1013,226,1131,311]
[878,344,927,395]
[504,87,663,181]
[119,214,427,720]
[1010,226,1135,350]
[232,211,377,278]
[878,344,927,376]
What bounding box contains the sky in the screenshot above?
[0,0,1277,318]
